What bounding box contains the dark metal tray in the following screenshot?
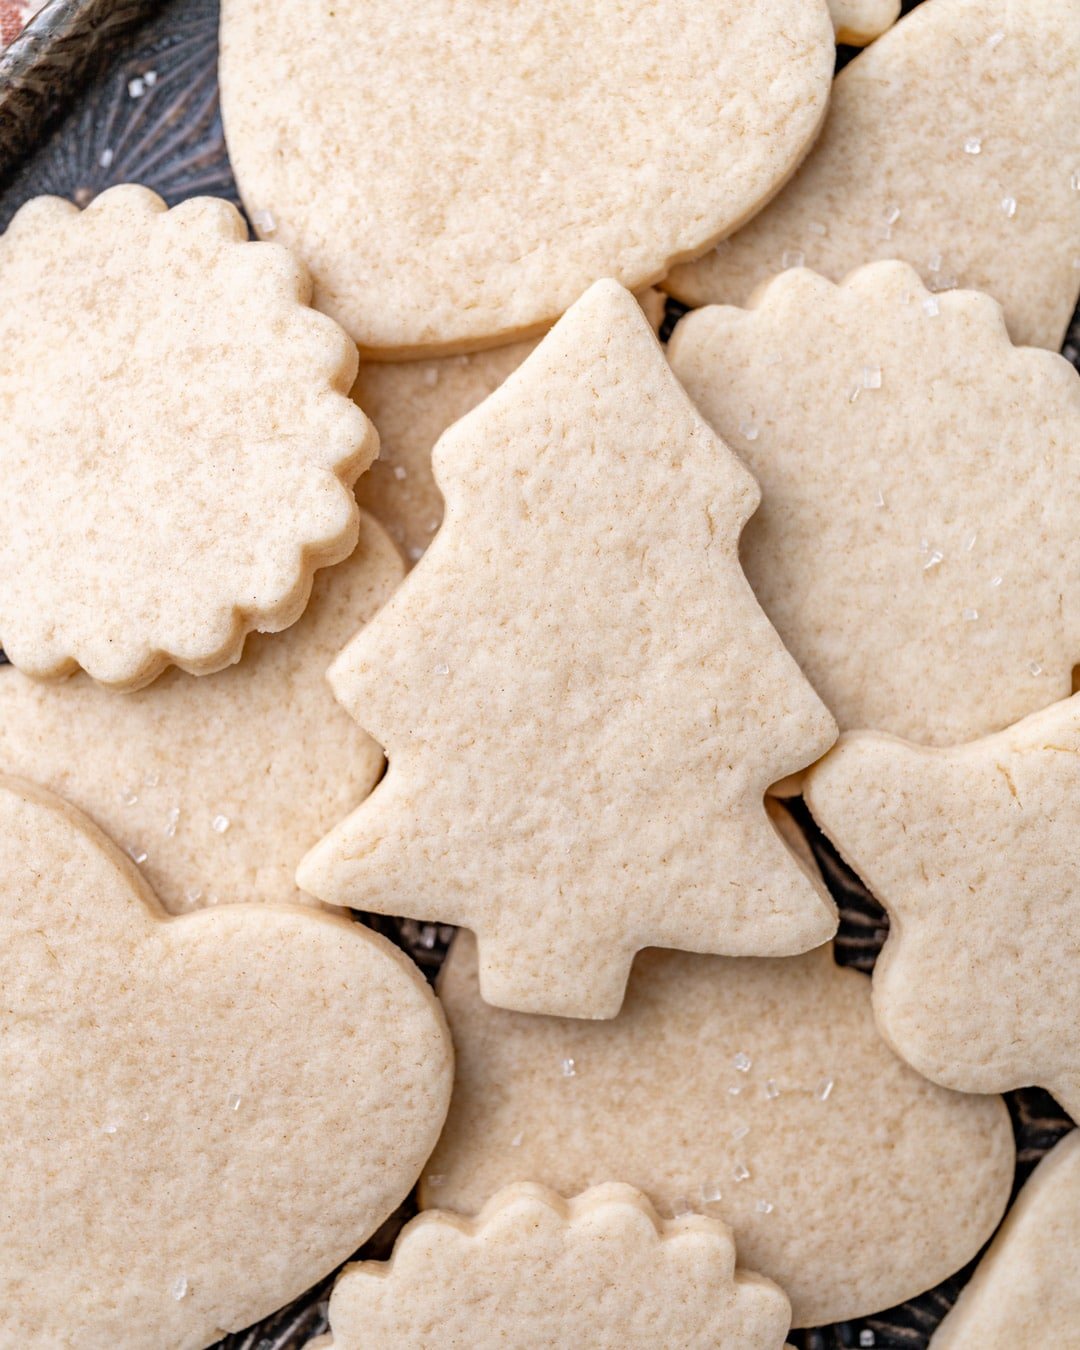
[0,3,1074,1347]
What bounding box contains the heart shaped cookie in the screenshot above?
[0,776,452,1348]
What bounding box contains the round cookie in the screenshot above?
[219,0,834,357]
[0,185,373,689]
[422,931,1015,1329]
[0,511,402,913]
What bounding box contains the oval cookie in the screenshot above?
[219,0,834,356]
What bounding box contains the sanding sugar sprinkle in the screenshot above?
[211,814,230,834]
[733,1162,750,1182]
[670,1196,694,1216]
[781,249,804,269]
[126,845,148,865]
[861,365,882,390]
[922,295,940,317]
[963,607,979,622]
[171,1276,188,1302]
[561,1057,576,1078]
[250,209,277,235]
[764,1079,780,1100]
[701,1181,723,1204]
[815,1078,835,1102]
[434,662,450,676]
[164,806,180,838]
[227,1092,242,1112]
[393,464,407,480]
[1001,195,1017,218]
[755,1199,774,1214]
[860,1333,876,1348]
[963,136,982,155]
[733,1051,752,1072]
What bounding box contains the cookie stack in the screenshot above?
[0,0,1078,1346]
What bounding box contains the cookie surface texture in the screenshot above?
[930,1131,1080,1350]
[218,0,834,356]
[668,262,1080,744]
[665,0,1080,351]
[421,931,1014,1327]
[0,185,372,690]
[353,292,665,564]
[321,1183,792,1350]
[299,280,839,1019]
[828,0,899,45]
[0,512,401,914]
[0,775,452,1349]
[806,693,1080,1119]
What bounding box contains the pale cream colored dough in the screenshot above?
[668,262,1080,745]
[931,1131,1080,1349]
[666,0,1080,352]
[422,931,1015,1328]
[299,282,838,1019]
[806,693,1080,1119]
[0,512,401,914]
[0,775,452,1350]
[354,292,665,565]
[0,185,373,689]
[829,0,899,45]
[321,1183,792,1349]
[218,0,834,357]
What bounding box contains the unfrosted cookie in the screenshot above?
[321,1183,792,1349]
[299,281,838,1019]
[829,0,898,45]
[805,693,1080,1120]
[931,1132,1080,1349]
[0,512,401,914]
[354,292,665,564]
[0,775,452,1349]
[668,262,1080,744]
[422,931,1014,1328]
[665,0,1080,351]
[355,343,539,565]
[219,0,834,357]
[0,185,373,690]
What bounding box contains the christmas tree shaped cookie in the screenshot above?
[665,0,1080,351]
[421,931,1014,1327]
[931,1132,1080,1349]
[220,0,834,355]
[299,281,838,1018]
[0,185,373,689]
[0,775,452,1349]
[806,693,1080,1119]
[669,262,1080,745]
[317,1184,792,1349]
[0,512,401,913]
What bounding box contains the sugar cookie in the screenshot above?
[0,775,452,1349]
[0,185,372,689]
[299,281,838,1018]
[422,931,1014,1327]
[665,0,1080,351]
[321,1183,792,1350]
[805,693,1080,1119]
[354,292,665,564]
[668,262,1080,744]
[0,511,401,914]
[219,0,834,357]
[829,0,898,45]
[931,1131,1080,1349]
